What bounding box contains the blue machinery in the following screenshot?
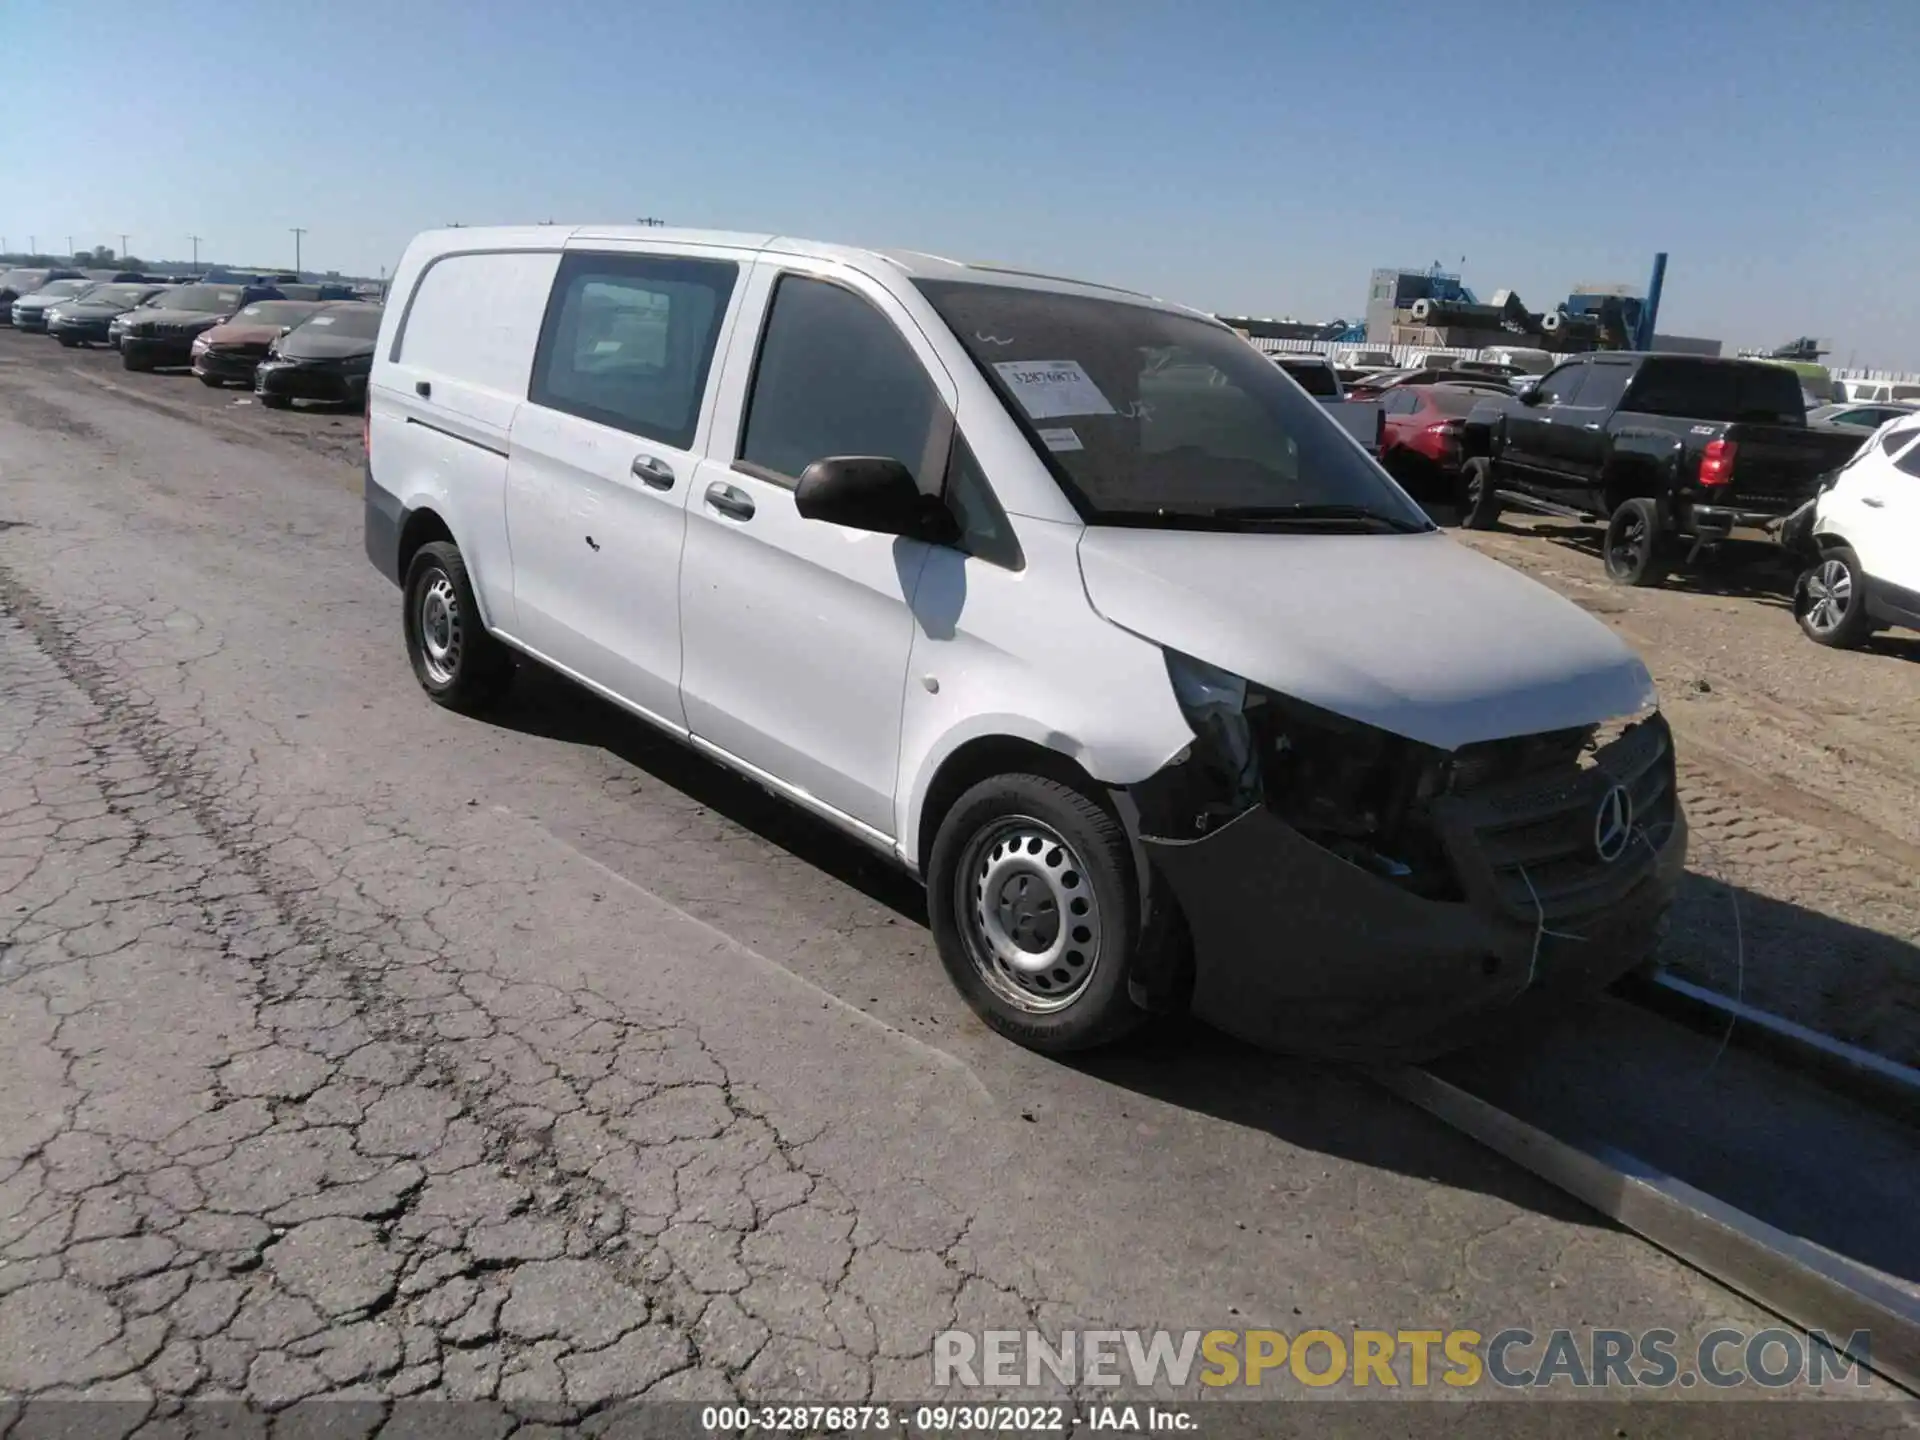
[1633,252,1668,353]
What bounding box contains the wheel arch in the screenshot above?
[1601,453,1672,514]
[397,506,457,587]
[910,731,1115,881]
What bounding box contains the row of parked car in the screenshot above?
[0,266,381,407]
[1288,346,1917,653]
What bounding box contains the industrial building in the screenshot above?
[1361,264,1720,357]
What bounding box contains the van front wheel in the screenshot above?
[402,542,515,713]
[927,773,1148,1053]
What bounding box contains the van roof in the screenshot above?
[416,225,1202,317]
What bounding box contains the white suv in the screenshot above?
[1795,417,1920,647]
[364,227,1685,1060]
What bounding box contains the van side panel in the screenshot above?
[894,519,1193,871]
[370,248,562,632]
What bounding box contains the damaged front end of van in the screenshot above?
[1122,653,1687,1061]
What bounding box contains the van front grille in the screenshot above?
[1431,714,1676,924]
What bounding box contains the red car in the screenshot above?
[1375,383,1487,494]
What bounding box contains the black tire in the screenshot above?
[122,348,153,372]
[1602,497,1672,586]
[259,393,293,410]
[55,334,78,348]
[197,373,223,388]
[402,542,515,712]
[1458,458,1503,530]
[1796,546,1873,649]
[927,773,1151,1053]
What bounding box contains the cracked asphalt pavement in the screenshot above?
[0,336,1868,1423]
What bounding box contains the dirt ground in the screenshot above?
[1454,518,1920,1066]
[12,330,1920,1066]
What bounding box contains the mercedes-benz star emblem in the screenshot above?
[1593,783,1634,864]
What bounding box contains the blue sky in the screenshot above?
[4,0,1914,364]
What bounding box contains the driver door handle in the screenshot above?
[630,454,676,491]
[1862,496,1885,508]
[705,482,755,521]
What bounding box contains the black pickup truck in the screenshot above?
[1457,353,1864,585]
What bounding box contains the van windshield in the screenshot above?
[917,280,1430,532]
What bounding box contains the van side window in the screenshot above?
[944,436,1023,571]
[739,275,943,488]
[529,252,738,451]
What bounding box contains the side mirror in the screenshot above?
[794,456,959,545]
[1519,387,1543,405]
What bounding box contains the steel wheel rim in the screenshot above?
[956,816,1102,1014]
[1804,558,1852,633]
[418,572,462,686]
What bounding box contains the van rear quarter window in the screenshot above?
[392,251,561,395]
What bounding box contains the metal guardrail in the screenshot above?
[1616,970,1920,1130]
[1380,1061,1920,1397]
[1376,980,1920,1398]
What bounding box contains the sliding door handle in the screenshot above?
[631,455,676,491]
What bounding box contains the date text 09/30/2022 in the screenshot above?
[699,1405,1195,1433]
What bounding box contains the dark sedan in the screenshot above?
[254,303,382,407]
[11,278,100,333]
[118,284,282,371]
[0,267,84,324]
[47,283,172,347]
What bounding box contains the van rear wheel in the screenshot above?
[402,542,515,712]
[927,773,1148,1053]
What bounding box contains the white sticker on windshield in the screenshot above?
[1037,427,1083,452]
[309,315,336,326]
[993,359,1116,420]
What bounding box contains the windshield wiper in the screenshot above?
[1202,503,1431,533]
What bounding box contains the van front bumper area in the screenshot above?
[1126,718,1687,1062]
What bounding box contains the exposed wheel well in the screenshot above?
[397,508,455,584]
[914,736,1105,879]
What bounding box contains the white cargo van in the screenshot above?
[1839,378,1920,405]
[365,227,1685,1060]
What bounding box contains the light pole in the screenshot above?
[189,235,202,267]
[119,234,129,256]
[290,227,307,277]
[66,235,74,257]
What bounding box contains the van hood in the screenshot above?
[1077,528,1655,752]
